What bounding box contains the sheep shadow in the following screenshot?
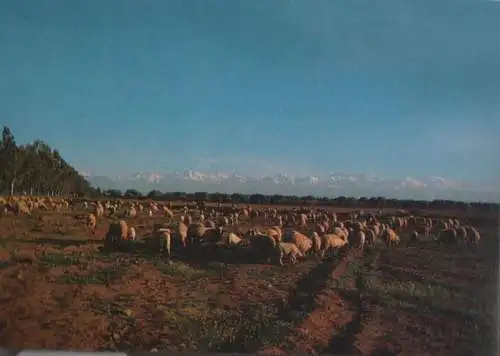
[277,248,349,325]
[17,236,102,248]
[369,346,401,356]
[95,240,264,268]
[185,243,270,266]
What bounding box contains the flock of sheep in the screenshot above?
[0,195,481,266]
[83,198,481,266]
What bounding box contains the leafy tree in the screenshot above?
[103,189,122,198]
[0,126,97,196]
[124,189,141,198]
[147,190,163,198]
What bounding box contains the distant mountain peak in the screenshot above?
[85,170,500,202]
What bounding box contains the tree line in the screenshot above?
[102,188,499,213]
[0,126,98,197]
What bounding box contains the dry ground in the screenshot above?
[0,207,497,355]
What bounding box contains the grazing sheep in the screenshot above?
[333,227,348,241]
[128,226,136,241]
[178,222,188,248]
[438,228,458,245]
[247,230,276,264]
[223,232,242,246]
[266,226,283,244]
[127,206,137,218]
[456,226,468,246]
[350,230,366,250]
[155,228,172,256]
[382,227,400,250]
[319,233,348,259]
[187,223,206,247]
[105,220,129,248]
[464,226,480,248]
[276,242,302,266]
[94,202,104,218]
[286,230,312,255]
[86,213,97,235]
[407,230,419,247]
[15,201,31,216]
[365,228,377,247]
[310,231,322,255]
[202,226,224,244]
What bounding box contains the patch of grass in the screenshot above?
[246,267,278,279]
[57,264,123,285]
[327,260,364,290]
[39,251,87,267]
[89,292,283,352]
[88,286,291,352]
[203,304,291,352]
[154,301,289,352]
[153,260,225,280]
[88,250,119,263]
[371,287,487,321]
[381,280,452,301]
[89,296,136,320]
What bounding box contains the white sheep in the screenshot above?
[128,226,136,241]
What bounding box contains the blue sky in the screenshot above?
[1,0,499,183]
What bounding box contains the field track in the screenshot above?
[0,204,497,355]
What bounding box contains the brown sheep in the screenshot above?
[86,213,97,235]
[350,230,366,250]
[187,223,206,246]
[310,231,322,255]
[319,233,348,259]
[365,228,377,247]
[266,226,283,244]
[333,227,349,241]
[382,227,400,250]
[105,220,129,248]
[155,228,172,256]
[276,242,302,266]
[14,201,31,216]
[285,230,312,255]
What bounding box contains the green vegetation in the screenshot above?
[0,126,98,196]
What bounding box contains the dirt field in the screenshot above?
[0,206,497,355]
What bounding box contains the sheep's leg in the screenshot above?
[159,238,165,253]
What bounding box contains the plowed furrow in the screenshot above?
[281,247,366,353]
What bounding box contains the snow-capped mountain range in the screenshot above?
[81,171,500,203]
